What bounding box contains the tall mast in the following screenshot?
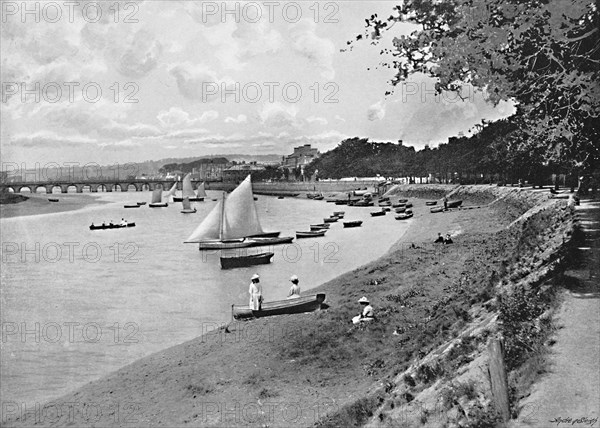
[219,191,225,240]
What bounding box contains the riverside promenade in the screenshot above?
[513,196,600,427]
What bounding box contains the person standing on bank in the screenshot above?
[288,275,301,299]
[249,274,263,310]
[443,196,448,211]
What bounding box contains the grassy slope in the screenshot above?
[8,186,547,428]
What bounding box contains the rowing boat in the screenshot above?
[220,252,274,269]
[343,220,363,228]
[232,293,326,320]
[296,230,327,238]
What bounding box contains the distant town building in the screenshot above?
[282,144,319,169]
[222,164,266,183]
[192,163,227,181]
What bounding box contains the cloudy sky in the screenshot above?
[1,1,514,165]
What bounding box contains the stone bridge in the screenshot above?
[0,179,201,194]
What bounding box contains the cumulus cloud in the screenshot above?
[306,116,328,125]
[289,20,335,80]
[259,102,299,128]
[7,131,97,148]
[367,101,386,121]
[116,29,162,78]
[168,62,230,101]
[225,114,248,124]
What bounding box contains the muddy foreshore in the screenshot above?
[5,185,575,428]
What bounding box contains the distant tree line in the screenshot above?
[305,119,578,186]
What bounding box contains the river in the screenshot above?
[0,191,410,405]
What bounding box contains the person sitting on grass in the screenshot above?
[434,232,444,243]
[352,296,375,324]
[287,275,301,299]
[444,233,453,245]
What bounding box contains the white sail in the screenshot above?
[222,175,264,239]
[166,182,177,197]
[151,188,163,203]
[182,197,192,210]
[182,173,195,198]
[184,199,223,243]
[196,182,207,198]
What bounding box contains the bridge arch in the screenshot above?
[18,186,33,193]
[141,183,151,191]
[51,186,62,194]
[34,186,47,194]
[67,185,78,193]
[81,184,92,193]
[4,187,15,193]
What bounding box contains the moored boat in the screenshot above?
[296,230,327,238]
[181,197,197,214]
[395,213,413,220]
[185,176,291,250]
[48,198,59,202]
[430,206,444,213]
[137,202,146,205]
[395,207,406,213]
[148,188,168,207]
[370,210,386,217]
[392,202,406,208]
[124,204,140,208]
[333,211,345,216]
[174,174,204,202]
[232,293,326,320]
[323,217,338,223]
[343,220,363,228]
[220,252,274,269]
[310,223,330,229]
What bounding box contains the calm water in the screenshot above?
[0,191,410,404]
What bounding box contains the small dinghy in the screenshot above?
[296,230,327,238]
[220,252,274,269]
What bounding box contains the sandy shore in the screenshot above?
[6,185,570,427]
[0,193,109,219]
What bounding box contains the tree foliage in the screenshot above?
[351,0,599,172]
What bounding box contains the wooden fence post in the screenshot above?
[487,337,511,423]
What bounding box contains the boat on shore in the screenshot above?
[323,217,338,223]
[90,222,136,230]
[370,210,386,217]
[343,220,363,228]
[352,200,374,207]
[220,252,274,269]
[333,211,345,216]
[430,206,444,213]
[296,230,327,238]
[395,207,406,213]
[232,293,326,320]
[149,188,168,207]
[447,200,463,208]
[124,203,140,208]
[395,213,414,220]
[425,201,437,206]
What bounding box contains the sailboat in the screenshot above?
[184,175,291,251]
[195,182,208,200]
[181,197,197,214]
[165,182,178,202]
[174,173,204,202]
[148,187,168,207]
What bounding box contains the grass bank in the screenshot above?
[5,185,574,428]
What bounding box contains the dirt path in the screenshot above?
[512,198,600,427]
